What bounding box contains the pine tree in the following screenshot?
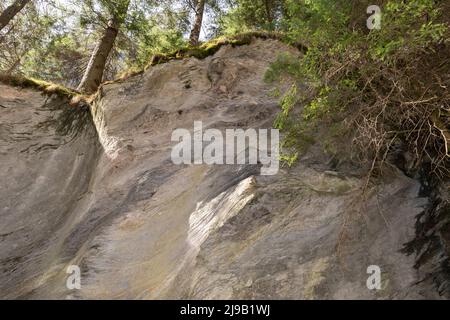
[0,0,32,32]
[77,0,130,94]
[189,0,206,45]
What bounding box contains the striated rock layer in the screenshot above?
[0,39,445,299]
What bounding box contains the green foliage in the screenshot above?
[217,0,285,35]
[147,31,283,67]
[264,52,303,83]
[21,33,87,88]
[120,2,188,71]
[269,0,449,177]
[1,0,190,88]
[0,1,57,75]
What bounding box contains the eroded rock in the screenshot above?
[0,39,445,299]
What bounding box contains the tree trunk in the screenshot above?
[0,0,31,32]
[77,1,129,94]
[263,0,274,28]
[7,56,22,74]
[189,0,205,46]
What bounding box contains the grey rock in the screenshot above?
[0,39,442,299]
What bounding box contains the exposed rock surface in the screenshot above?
[0,39,445,299]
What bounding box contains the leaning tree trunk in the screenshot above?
[77,1,129,94]
[263,0,274,28]
[0,0,31,32]
[77,20,119,94]
[189,0,206,46]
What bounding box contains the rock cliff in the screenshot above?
[0,39,447,299]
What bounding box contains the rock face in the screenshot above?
[0,39,445,299]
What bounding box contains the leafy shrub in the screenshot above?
[268,0,449,178]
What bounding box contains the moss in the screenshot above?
[146,31,286,68]
[0,73,89,108]
[1,31,304,100]
[0,73,92,138]
[114,67,145,82]
[105,31,304,86]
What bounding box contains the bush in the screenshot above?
[268,0,449,179]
